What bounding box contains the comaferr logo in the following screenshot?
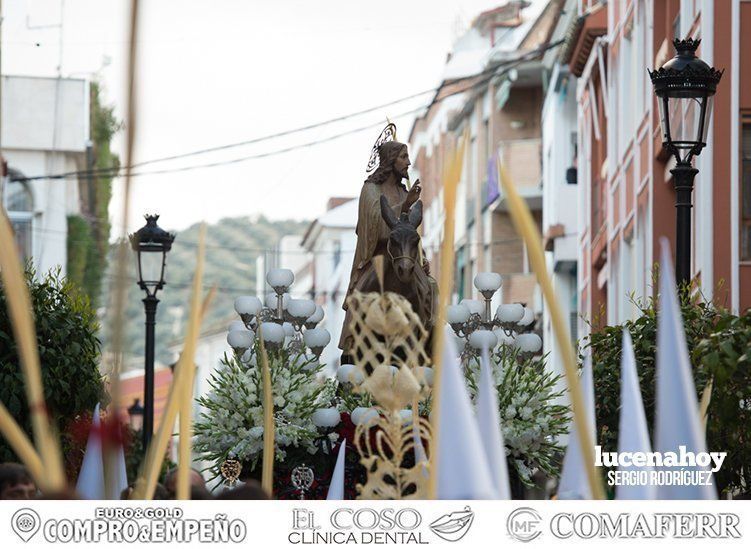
[506,507,542,542]
[429,506,475,542]
[550,513,741,539]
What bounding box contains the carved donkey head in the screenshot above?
[380,195,423,283]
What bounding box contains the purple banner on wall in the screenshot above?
[485,154,500,207]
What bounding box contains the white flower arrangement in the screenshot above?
[194,346,338,480]
[464,347,569,487]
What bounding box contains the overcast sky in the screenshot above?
[3,0,505,233]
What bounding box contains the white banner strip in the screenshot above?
[1,500,748,548]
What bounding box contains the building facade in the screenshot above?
[564,0,751,348]
[540,0,580,386]
[1,75,90,276]
[407,0,751,381]
[300,197,357,373]
[409,0,563,318]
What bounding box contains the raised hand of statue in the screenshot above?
[403,180,421,213]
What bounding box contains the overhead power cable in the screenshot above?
[12,39,563,183]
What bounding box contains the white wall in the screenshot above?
[2,75,89,277]
[541,66,579,398]
[1,76,89,152]
[191,330,232,410]
[542,70,579,262]
[308,225,355,374]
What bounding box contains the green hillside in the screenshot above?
[100,215,309,366]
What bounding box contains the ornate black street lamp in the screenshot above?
[649,38,723,286]
[127,398,145,432]
[129,214,175,449]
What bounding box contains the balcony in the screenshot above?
[502,273,538,306]
[491,137,543,212]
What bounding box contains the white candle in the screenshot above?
[446,304,470,324]
[227,329,254,350]
[307,305,325,325]
[287,299,316,320]
[337,364,364,384]
[516,333,542,353]
[234,295,262,316]
[304,327,331,349]
[282,322,296,337]
[311,407,341,428]
[266,268,294,289]
[351,407,378,426]
[496,303,525,323]
[473,272,502,292]
[518,307,535,326]
[468,329,498,351]
[259,322,285,344]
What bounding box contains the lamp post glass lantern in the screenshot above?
[649,38,723,285]
[129,214,175,298]
[129,214,175,450]
[127,398,145,432]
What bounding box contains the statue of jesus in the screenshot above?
[338,140,434,355]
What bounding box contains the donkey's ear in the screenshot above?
[380,195,399,229]
[408,199,423,229]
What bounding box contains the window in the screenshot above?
[610,56,619,161]
[634,0,647,119]
[4,178,33,262]
[456,246,466,301]
[567,131,578,185]
[619,31,633,157]
[569,290,578,345]
[742,121,751,261]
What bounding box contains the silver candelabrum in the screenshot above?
[226,268,331,362]
[447,272,542,364]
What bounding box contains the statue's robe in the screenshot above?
[338,180,408,352]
